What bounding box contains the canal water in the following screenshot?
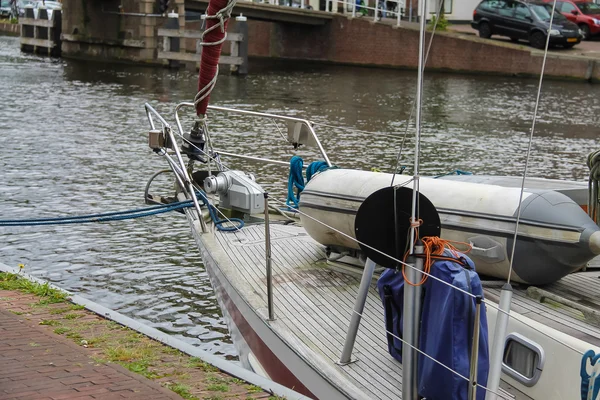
[1,35,598,359]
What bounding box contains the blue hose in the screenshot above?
[0,190,243,232]
[196,191,244,232]
[0,201,195,226]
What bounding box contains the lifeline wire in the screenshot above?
[506,0,558,285]
[390,0,445,187]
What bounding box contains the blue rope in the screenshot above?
[286,156,331,209]
[0,191,243,232]
[306,161,329,182]
[196,191,244,232]
[0,201,196,226]
[287,156,305,208]
[433,169,473,179]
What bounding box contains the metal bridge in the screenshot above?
[185,0,333,25]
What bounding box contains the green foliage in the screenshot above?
[206,383,229,392]
[40,319,61,326]
[0,273,68,304]
[187,357,218,372]
[164,383,199,400]
[428,12,450,31]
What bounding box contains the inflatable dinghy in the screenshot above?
[298,169,600,285]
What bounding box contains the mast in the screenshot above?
[402,0,427,398]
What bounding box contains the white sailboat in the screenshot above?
[140,0,600,398]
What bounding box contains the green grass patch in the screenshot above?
[206,383,229,392]
[164,383,199,400]
[105,344,157,364]
[54,327,70,335]
[40,319,60,326]
[9,310,24,315]
[187,357,218,372]
[70,304,85,310]
[0,273,67,304]
[49,307,70,315]
[120,360,160,379]
[66,331,83,340]
[247,384,262,393]
[64,313,83,320]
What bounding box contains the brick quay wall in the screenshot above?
[188,16,598,82]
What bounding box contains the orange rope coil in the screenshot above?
[402,234,472,287]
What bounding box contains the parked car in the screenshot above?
[472,0,583,49]
[544,0,600,39]
[0,0,11,18]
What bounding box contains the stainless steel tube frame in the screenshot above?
[469,296,483,400]
[144,103,206,229]
[207,105,332,167]
[264,193,275,321]
[485,284,513,400]
[339,257,377,365]
[402,244,424,400]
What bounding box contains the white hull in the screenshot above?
[184,210,600,400]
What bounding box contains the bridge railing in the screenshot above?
[326,0,406,26]
[157,15,249,75]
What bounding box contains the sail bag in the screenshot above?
[377,251,489,400]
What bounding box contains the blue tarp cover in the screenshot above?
[377,251,489,400]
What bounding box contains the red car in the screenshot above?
[546,0,600,39]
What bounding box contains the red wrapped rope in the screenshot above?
[196,0,230,116]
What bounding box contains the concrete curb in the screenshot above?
[0,261,311,400]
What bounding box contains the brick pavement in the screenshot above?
[0,308,182,400]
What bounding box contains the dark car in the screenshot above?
[544,0,600,39]
[472,0,583,49]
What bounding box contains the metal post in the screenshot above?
[166,12,180,69]
[485,284,512,400]
[396,0,401,26]
[402,243,424,400]
[409,0,413,21]
[468,296,483,400]
[232,15,248,75]
[339,258,376,364]
[352,0,356,17]
[264,193,274,321]
[374,1,378,21]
